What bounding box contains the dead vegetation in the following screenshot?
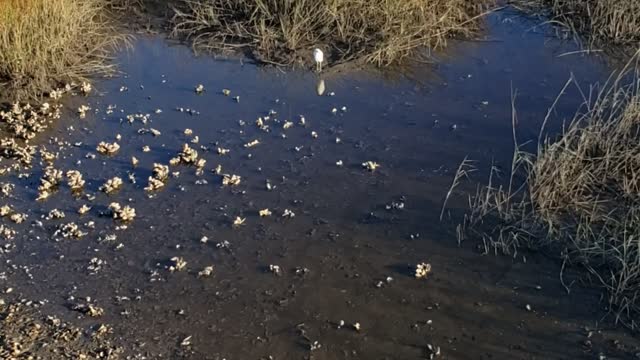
[0,0,127,100]
[452,59,640,329]
[171,0,494,67]
[0,300,123,359]
[517,0,640,47]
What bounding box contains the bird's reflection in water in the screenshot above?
[316,78,325,96]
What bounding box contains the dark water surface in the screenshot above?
[3,10,639,359]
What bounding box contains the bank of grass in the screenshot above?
[171,0,494,67]
[518,0,640,47]
[0,0,126,100]
[454,60,640,329]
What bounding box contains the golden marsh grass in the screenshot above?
[171,0,494,67]
[0,0,127,100]
[452,58,640,329]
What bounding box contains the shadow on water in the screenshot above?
[3,8,639,359]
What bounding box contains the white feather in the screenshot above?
[313,48,324,64]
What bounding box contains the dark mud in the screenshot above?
[1,9,639,360]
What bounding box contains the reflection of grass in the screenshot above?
[0,0,126,100]
[520,0,640,47]
[171,0,494,67]
[453,59,640,329]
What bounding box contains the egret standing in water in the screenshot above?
[313,48,324,72]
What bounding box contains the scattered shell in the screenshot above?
[10,213,26,224]
[96,141,120,155]
[78,105,91,119]
[169,257,187,272]
[131,156,139,167]
[170,143,199,166]
[56,222,87,238]
[80,82,92,95]
[269,264,282,276]
[195,84,205,94]
[145,177,165,192]
[282,209,295,218]
[66,170,85,190]
[362,161,381,172]
[244,139,260,148]
[46,209,65,220]
[78,204,91,215]
[415,263,432,279]
[232,216,246,227]
[217,147,230,155]
[0,205,11,216]
[222,174,241,186]
[108,202,136,222]
[259,209,272,217]
[198,266,214,277]
[99,177,123,194]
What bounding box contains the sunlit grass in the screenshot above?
[0,0,127,100]
[171,0,494,67]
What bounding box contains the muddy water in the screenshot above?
[3,9,639,360]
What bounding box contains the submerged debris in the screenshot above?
[222,174,241,186]
[80,81,92,95]
[72,303,104,317]
[415,263,432,279]
[170,143,199,166]
[244,139,260,148]
[78,204,91,215]
[99,177,123,194]
[108,203,136,222]
[232,216,246,227]
[145,163,169,192]
[96,141,120,155]
[77,105,91,119]
[46,209,65,220]
[0,101,62,140]
[168,257,187,272]
[66,170,85,191]
[56,222,87,239]
[362,161,381,172]
[198,266,214,277]
[269,264,282,276]
[259,209,272,217]
[37,167,63,200]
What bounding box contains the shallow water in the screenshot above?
[2,9,639,359]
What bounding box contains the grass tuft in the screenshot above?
[0,0,127,100]
[518,0,640,47]
[171,0,494,67]
[453,57,640,329]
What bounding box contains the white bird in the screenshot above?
[313,48,324,72]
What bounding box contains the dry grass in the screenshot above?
[0,0,127,100]
[171,0,494,67]
[518,0,640,47]
[451,59,640,329]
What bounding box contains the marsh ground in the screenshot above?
[1,9,640,360]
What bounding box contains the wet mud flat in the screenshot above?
[1,10,640,360]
